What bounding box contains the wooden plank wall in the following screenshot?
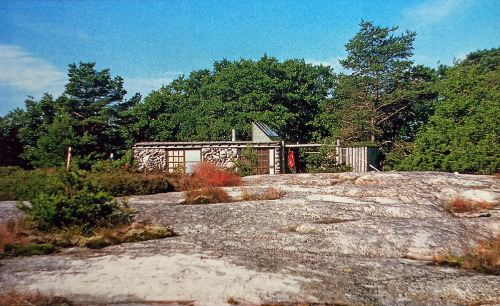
[338,146,379,172]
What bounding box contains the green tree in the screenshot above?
[15,63,137,169]
[401,48,500,174]
[326,21,424,144]
[0,108,28,167]
[128,56,334,143]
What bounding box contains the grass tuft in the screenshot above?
[184,187,231,204]
[445,197,494,213]
[0,290,74,306]
[432,235,500,274]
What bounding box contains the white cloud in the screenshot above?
[0,45,67,114]
[0,45,67,93]
[402,0,464,25]
[124,72,183,98]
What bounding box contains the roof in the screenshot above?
[253,122,280,138]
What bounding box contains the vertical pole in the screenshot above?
[232,129,236,142]
[66,147,71,171]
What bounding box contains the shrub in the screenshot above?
[16,170,123,232]
[304,145,352,173]
[87,169,174,196]
[177,162,241,191]
[0,290,74,306]
[432,235,500,275]
[184,187,231,204]
[241,187,284,201]
[0,167,63,201]
[445,197,493,213]
[234,143,258,176]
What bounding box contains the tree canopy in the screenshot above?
[400,48,500,174]
[322,21,435,145]
[125,56,334,143]
[0,24,498,175]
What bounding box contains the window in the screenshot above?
[167,150,185,172]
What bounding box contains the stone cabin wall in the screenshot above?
[133,142,282,174]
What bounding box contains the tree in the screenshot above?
[401,48,500,174]
[327,21,421,144]
[128,56,334,143]
[16,63,136,169]
[0,108,27,167]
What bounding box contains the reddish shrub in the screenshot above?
[0,219,31,248]
[446,197,494,213]
[178,162,241,191]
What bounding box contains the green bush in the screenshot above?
[234,143,258,176]
[0,167,63,201]
[87,168,174,196]
[16,170,120,231]
[3,243,58,256]
[304,145,352,173]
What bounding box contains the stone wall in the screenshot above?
[202,147,238,169]
[134,148,167,170]
[133,142,282,174]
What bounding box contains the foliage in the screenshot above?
[0,167,64,201]
[0,166,174,201]
[0,109,28,168]
[322,21,437,145]
[234,143,259,176]
[125,56,334,144]
[401,47,500,174]
[304,145,352,173]
[444,197,493,213]
[176,162,242,191]
[432,235,500,275]
[184,187,231,204]
[86,168,174,197]
[3,243,57,257]
[16,170,120,231]
[14,63,139,170]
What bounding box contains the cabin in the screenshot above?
[133,122,379,173]
[133,122,282,174]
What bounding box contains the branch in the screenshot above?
[377,103,412,125]
[71,111,85,119]
[375,94,409,112]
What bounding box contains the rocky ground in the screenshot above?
[0,171,499,305]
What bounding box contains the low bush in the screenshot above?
[303,145,352,173]
[0,167,63,201]
[0,290,74,306]
[175,162,241,192]
[184,187,231,204]
[432,235,500,275]
[87,169,174,197]
[445,197,493,213]
[3,243,58,257]
[241,187,284,201]
[15,170,126,232]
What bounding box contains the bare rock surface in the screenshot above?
[1,171,499,305]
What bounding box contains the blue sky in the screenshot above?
[1,0,499,115]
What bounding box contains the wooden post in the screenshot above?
[66,147,71,171]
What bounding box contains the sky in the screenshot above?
[0,0,499,116]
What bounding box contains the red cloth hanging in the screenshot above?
[287,149,295,168]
